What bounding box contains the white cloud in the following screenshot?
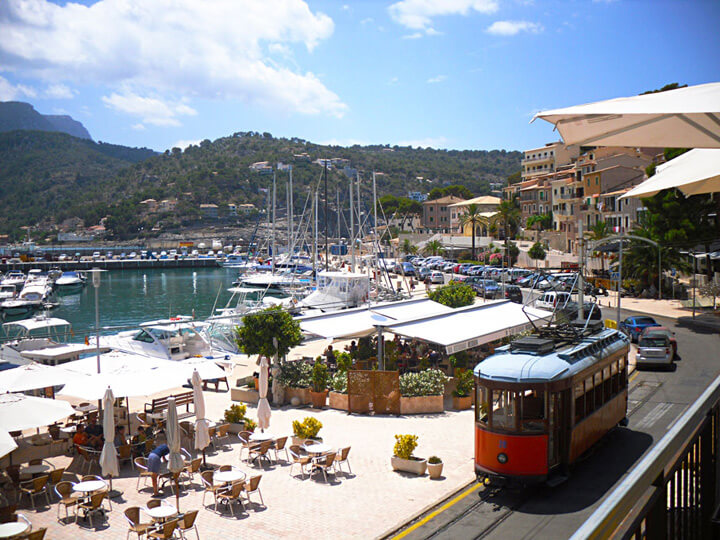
[360,17,374,25]
[171,139,202,150]
[0,76,37,100]
[427,75,447,84]
[389,0,498,33]
[0,0,346,122]
[132,123,146,131]
[402,32,424,40]
[486,20,543,35]
[102,91,197,127]
[388,77,399,85]
[43,83,75,99]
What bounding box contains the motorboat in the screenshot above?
[0,284,18,302]
[1,271,26,289]
[0,283,51,315]
[298,271,370,312]
[55,271,87,289]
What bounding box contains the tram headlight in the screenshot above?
[497,452,508,464]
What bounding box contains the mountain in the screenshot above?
[0,101,92,139]
[0,129,520,241]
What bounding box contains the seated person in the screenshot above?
[85,421,104,450]
[131,426,149,457]
[72,424,89,448]
[147,443,170,496]
[113,425,128,448]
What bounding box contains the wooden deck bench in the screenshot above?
[144,391,195,421]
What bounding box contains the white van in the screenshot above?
[535,291,571,311]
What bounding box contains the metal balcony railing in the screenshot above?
[571,374,720,539]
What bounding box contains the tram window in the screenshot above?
[575,381,585,423]
[594,372,603,408]
[476,386,489,424]
[585,376,594,417]
[603,367,612,401]
[520,390,545,432]
[491,390,517,431]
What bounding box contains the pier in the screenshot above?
[0,257,221,272]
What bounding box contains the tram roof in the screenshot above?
[473,328,628,383]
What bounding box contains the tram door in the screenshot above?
[548,390,571,470]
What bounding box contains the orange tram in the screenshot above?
[473,320,630,484]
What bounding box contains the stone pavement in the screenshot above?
[14,384,475,540]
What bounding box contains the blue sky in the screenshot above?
[0,0,718,152]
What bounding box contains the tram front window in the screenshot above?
[519,390,545,433]
[476,385,489,424]
[492,390,516,431]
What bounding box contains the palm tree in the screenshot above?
[460,203,488,261]
[402,238,418,255]
[423,239,444,256]
[493,196,521,264]
[586,220,611,273]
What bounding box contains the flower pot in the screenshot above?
[452,395,472,411]
[310,389,328,409]
[328,391,349,411]
[427,462,443,479]
[285,386,311,406]
[391,456,427,476]
[254,377,259,390]
[291,435,322,446]
[400,395,444,414]
[226,422,245,434]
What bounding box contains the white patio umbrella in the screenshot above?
[257,356,271,431]
[166,396,184,509]
[533,82,720,148]
[0,393,74,432]
[620,149,720,199]
[0,362,82,394]
[191,370,210,467]
[0,429,18,460]
[99,387,120,497]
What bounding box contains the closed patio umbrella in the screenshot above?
[191,370,210,468]
[257,356,271,431]
[0,429,17,460]
[166,396,184,510]
[533,82,720,149]
[0,393,74,432]
[99,387,120,498]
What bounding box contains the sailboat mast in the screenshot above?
[324,161,329,272]
[350,172,355,272]
[336,187,340,246]
[289,166,294,251]
[272,171,276,274]
[372,171,378,248]
[357,172,361,239]
[313,191,318,273]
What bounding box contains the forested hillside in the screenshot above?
[0,130,520,240]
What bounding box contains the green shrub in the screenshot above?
[399,369,448,397]
[428,282,475,308]
[428,455,442,464]
[277,360,312,388]
[292,416,323,439]
[452,370,474,398]
[311,361,329,392]
[393,434,418,460]
[243,418,257,431]
[336,351,352,372]
[331,371,348,394]
[223,403,247,424]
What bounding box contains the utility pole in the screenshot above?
[616,233,623,326]
[324,162,329,271]
[578,220,584,320]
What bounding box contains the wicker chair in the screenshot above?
[312,452,337,483]
[248,440,272,466]
[47,467,66,490]
[20,528,47,539]
[177,509,200,540]
[288,445,311,479]
[213,423,231,449]
[147,519,179,540]
[271,436,289,463]
[236,431,256,462]
[77,492,107,528]
[54,481,79,524]
[215,481,244,517]
[19,474,51,509]
[134,457,153,491]
[182,458,202,486]
[241,475,264,507]
[124,506,153,539]
[199,471,224,512]
[334,446,352,475]
[118,444,134,469]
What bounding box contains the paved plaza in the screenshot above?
[11,371,475,539]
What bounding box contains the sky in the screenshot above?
[0,0,718,153]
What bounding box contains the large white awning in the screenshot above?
[299,298,453,340]
[389,301,552,354]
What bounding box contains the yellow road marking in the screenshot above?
[391,482,483,539]
[629,371,638,382]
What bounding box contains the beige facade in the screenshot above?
[422,195,464,233]
[521,141,580,182]
[448,195,501,234]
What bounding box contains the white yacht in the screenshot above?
[1,271,26,289]
[0,284,18,302]
[55,271,87,289]
[298,271,370,312]
[0,283,51,315]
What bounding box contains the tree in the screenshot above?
[423,239,444,256]
[586,220,611,273]
[428,185,473,200]
[526,213,552,232]
[428,282,475,308]
[528,242,546,270]
[235,305,303,360]
[402,238,418,255]
[460,203,488,260]
[493,196,521,263]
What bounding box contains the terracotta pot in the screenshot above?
[452,395,472,410]
[400,395,444,414]
[427,462,443,479]
[310,390,328,409]
[328,391,349,411]
[227,422,245,434]
[391,456,427,476]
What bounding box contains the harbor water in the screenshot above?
[5,267,242,340]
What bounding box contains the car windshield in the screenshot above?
[635,317,657,325]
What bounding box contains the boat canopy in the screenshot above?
[3,317,71,333]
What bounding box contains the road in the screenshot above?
[388,307,720,540]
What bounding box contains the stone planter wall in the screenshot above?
[285,387,311,406]
[328,391,349,411]
[452,395,472,411]
[400,395,444,415]
[230,386,258,404]
[227,422,245,434]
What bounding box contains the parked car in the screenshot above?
[535,291,572,311]
[641,326,677,358]
[558,301,603,321]
[400,262,416,276]
[503,285,523,303]
[430,271,444,284]
[636,331,674,369]
[619,316,659,343]
[417,267,431,281]
[472,279,500,298]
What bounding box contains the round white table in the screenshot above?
[0,522,29,538]
[73,480,107,494]
[303,443,332,455]
[19,464,51,475]
[144,504,177,522]
[249,432,273,442]
[214,469,246,484]
[74,404,97,413]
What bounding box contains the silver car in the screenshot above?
[636,332,674,370]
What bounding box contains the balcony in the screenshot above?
[521,154,553,165]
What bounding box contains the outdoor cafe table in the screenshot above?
[144,504,177,523]
[249,432,273,442]
[302,443,332,456]
[73,403,97,413]
[73,480,107,499]
[0,522,29,538]
[19,464,51,476]
[214,469,246,485]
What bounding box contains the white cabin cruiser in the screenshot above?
[298,271,370,312]
[0,284,18,302]
[1,283,50,315]
[1,271,26,289]
[55,271,87,289]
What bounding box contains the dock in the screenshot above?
[0,257,222,272]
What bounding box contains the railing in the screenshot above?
[521,155,553,164]
[571,374,720,539]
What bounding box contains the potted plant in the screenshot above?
[391,434,427,475]
[427,456,443,479]
[276,360,313,405]
[309,361,329,408]
[452,370,474,410]
[223,403,247,433]
[243,418,257,433]
[292,416,323,446]
[329,370,349,410]
[399,369,447,414]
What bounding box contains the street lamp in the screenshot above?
[88,268,107,380]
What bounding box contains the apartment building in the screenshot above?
[422,195,464,233]
[448,195,501,235]
[521,141,580,182]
